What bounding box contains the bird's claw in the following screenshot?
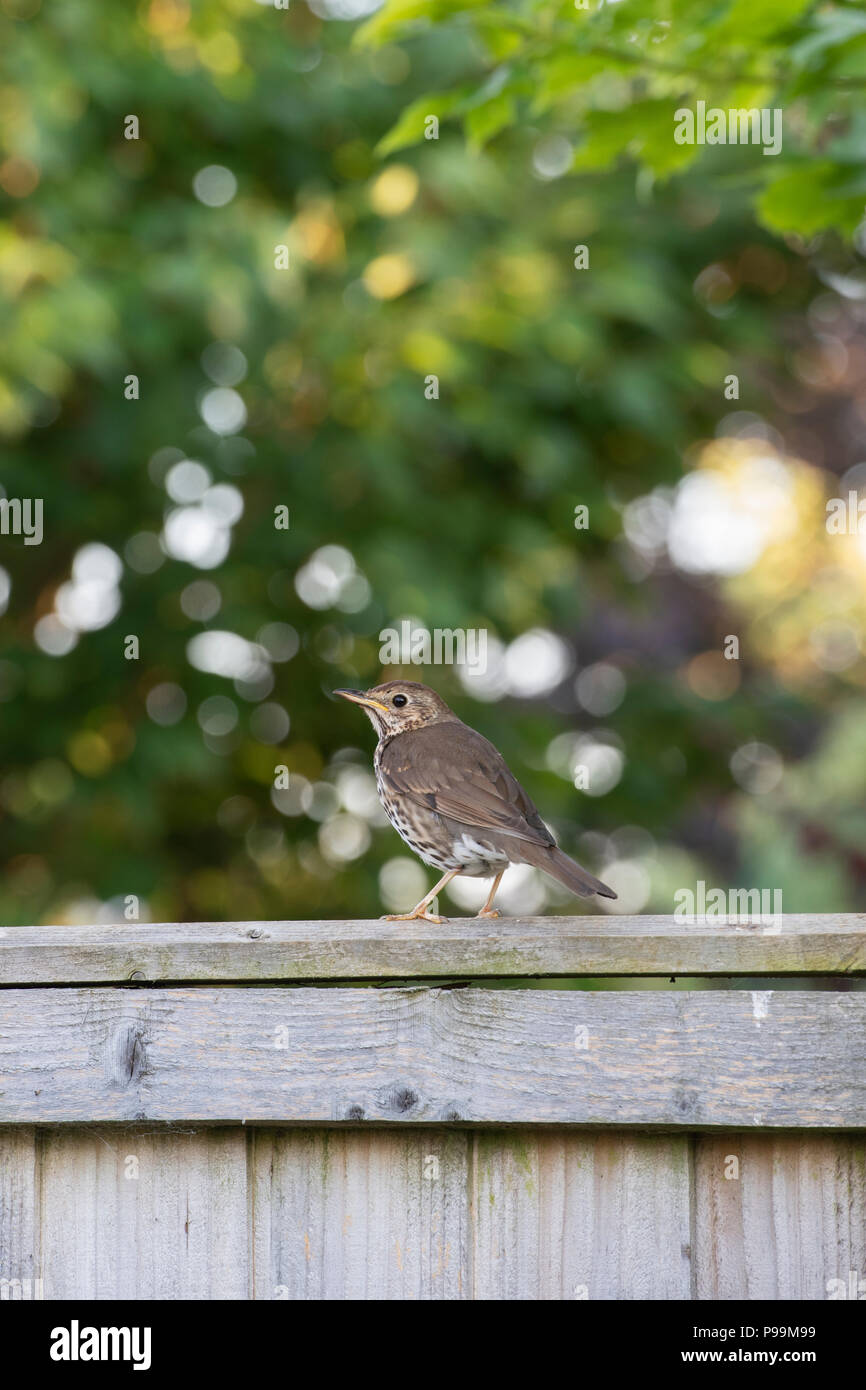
[381,910,447,924]
[475,908,501,919]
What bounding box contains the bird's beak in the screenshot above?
[334,688,391,715]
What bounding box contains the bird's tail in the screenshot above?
[519,842,617,900]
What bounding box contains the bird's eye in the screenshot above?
[392,694,408,708]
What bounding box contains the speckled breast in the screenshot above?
[373,741,510,877]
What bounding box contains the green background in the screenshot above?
[1,0,865,927]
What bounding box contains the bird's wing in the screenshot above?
[381,721,555,848]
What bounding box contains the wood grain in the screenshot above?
[1,915,864,983]
[0,1127,39,1298]
[470,1132,692,1299]
[251,1130,469,1299]
[693,1135,866,1300]
[35,1127,249,1299]
[9,1128,862,1298]
[2,987,864,1127]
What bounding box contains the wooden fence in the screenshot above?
[1,915,864,1299]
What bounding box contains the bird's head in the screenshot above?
[334,680,455,739]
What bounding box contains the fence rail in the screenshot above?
[1,913,864,983]
[1,986,865,1127]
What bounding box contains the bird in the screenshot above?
[334,680,616,922]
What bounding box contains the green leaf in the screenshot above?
[573,101,700,178]
[465,92,516,150]
[531,52,614,115]
[757,162,866,236]
[790,10,866,67]
[711,0,812,43]
[374,90,468,156]
[472,12,527,61]
[355,0,489,49]
[354,0,433,49]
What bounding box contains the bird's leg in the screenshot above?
[475,871,504,919]
[382,867,461,924]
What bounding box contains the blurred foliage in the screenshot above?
[0,0,865,926]
[363,0,866,236]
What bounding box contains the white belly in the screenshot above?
[450,832,510,875]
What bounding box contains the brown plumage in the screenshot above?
[334,679,616,922]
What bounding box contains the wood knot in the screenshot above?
[391,1087,418,1113]
[105,1021,148,1089]
[672,1086,699,1118]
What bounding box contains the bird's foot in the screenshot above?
[381,910,447,924]
[475,907,501,919]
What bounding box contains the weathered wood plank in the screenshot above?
[2,988,865,1127]
[693,1135,866,1300]
[1,915,864,983]
[251,1130,469,1299]
[471,1133,692,1299]
[35,1128,249,1299]
[4,1126,865,1300]
[0,1127,40,1298]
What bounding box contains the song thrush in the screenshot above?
[334,680,616,922]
